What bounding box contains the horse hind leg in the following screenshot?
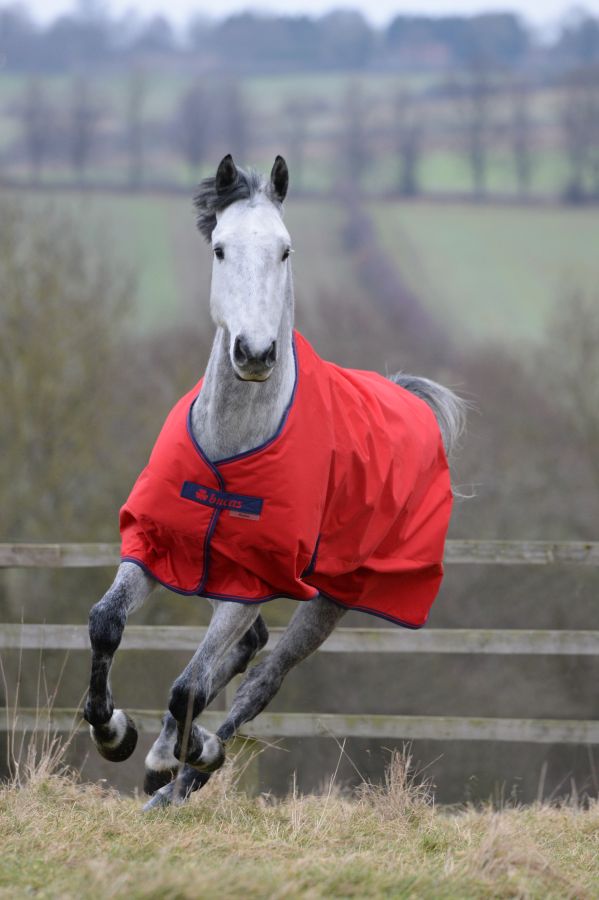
[143,613,269,803]
[145,597,343,811]
[217,594,346,743]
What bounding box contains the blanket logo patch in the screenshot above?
[180,481,263,520]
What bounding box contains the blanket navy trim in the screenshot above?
[211,334,298,468]
[122,520,220,597]
[186,414,225,491]
[119,558,425,629]
[183,333,298,594]
[301,534,321,578]
[121,556,206,596]
[318,590,425,630]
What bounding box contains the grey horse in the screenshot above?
[83,155,466,809]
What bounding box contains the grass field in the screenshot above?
[371,201,599,343]
[1,751,597,899]
[6,186,597,343]
[9,189,357,333]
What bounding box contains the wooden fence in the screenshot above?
[1,541,599,745]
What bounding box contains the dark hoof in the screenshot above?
[143,790,172,812]
[142,766,212,811]
[188,733,226,773]
[144,767,179,796]
[90,710,138,762]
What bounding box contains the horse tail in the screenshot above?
[390,373,467,458]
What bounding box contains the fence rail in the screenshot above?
[2,623,599,656]
[1,541,598,746]
[1,540,599,568]
[3,708,599,745]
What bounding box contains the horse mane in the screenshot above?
[194,166,265,242]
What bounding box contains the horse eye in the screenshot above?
[282,247,290,261]
[214,246,224,261]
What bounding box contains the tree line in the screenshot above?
[8,66,599,203]
[0,4,598,73]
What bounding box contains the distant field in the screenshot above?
[6,186,595,344]
[10,189,355,333]
[370,201,599,342]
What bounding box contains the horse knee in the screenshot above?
[168,678,206,724]
[88,599,125,656]
[235,617,270,674]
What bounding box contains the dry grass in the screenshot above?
[0,741,598,900]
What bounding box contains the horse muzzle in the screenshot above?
[232,336,277,382]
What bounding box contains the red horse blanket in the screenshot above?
[120,332,453,627]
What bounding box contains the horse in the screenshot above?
[83,154,466,810]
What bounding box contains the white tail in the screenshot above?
[390,373,467,458]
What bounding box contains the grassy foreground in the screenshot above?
[0,751,597,899]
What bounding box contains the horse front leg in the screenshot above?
[167,600,260,769]
[83,562,155,761]
[143,613,269,799]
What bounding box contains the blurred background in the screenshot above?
[1,0,599,803]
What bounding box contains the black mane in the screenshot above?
[193,166,264,242]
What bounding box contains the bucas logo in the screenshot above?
[197,488,243,510]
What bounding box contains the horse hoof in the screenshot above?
[144,767,179,796]
[143,785,176,811]
[188,732,226,773]
[90,709,138,762]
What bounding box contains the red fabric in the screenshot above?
[120,332,453,627]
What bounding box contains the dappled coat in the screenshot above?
[120,332,453,627]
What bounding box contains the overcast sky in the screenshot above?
[21,0,599,30]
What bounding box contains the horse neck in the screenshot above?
[191,277,296,462]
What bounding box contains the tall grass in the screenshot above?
[0,645,80,788]
[0,722,597,899]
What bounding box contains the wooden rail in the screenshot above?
[3,709,599,745]
[1,540,599,568]
[1,541,598,746]
[2,623,599,656]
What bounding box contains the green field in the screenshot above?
[8,189,358,333]
[13,188,594,345]
[370,201,599,343]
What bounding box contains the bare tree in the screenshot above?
[338,80,371,192]
[453,61,494,199]
[283,96,313,191]
[535,290,599,532]
[393,89,423,197]
[0,197,133,542]
[17,78,54,184]
[218,79,250,163]
[175,81,212,179]
[66,74,101,184]
[509,77,534,197]
[125,68,147,189]
[559,69,599,202]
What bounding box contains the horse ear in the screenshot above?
[270,155,288,203]
[215,154,238,193]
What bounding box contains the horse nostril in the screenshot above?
[262,340,277,368]
[234,337,277,370]
[233,336,250,367]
